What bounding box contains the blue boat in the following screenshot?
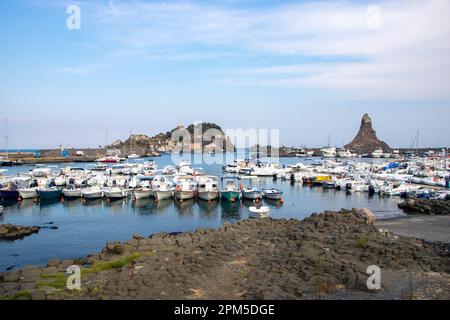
[0,190,20,202]
[37,188,63,200]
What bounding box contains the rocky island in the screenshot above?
[1,208,449,300]
[345,113,392,154]
[108,122,235,155]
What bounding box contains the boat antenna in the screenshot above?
[4,117,8,159]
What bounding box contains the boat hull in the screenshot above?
[155,190,174,201]
[175,191,195,201]
[37,189,63,200]
[198,191,219,201]
[19,189,38,199]
[133,189,152,200]
[220,191,241,202]
[0,190,20,201]
[82,190,104,199]
[104,190,126,199]
[63,189,82,198]
[242,191,262,200]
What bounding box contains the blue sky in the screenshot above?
[0,0,449,149]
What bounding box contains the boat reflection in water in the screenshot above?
[220,201,241,221]
[197,199,219,218]
[175,198,195,216]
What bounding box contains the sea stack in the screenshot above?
[345,114,391,154]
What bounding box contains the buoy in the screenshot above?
[280,197,285,204]
[106,198,110,203]
[231,198,236,203]
[33,198,38,203]
[255,198,260,203]
[61,197,64,203]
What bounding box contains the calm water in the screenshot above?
[0,154,405,271]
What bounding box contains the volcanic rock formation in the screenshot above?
[345,114,391,154]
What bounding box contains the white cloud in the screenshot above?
[61,0,450,99]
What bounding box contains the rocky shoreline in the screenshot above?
[0,224,40,241]
[1,208,449,300]
[398,199,450,215]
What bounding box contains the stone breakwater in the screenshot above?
[1,208,450,300]
[0,224,40,241]
[399,199,450,215]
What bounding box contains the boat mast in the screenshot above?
[4,117,8,159]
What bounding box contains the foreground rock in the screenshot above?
[0,224,40,241]
[399,199,450,215]
[1,208,449,300]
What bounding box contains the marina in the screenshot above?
[1,152,449,271]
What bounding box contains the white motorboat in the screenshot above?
[63,188,82,198]
[127,154,140,159]
[242,187,263,201]
[337,149,356,158]
[262,188,284,200]
[82,187,104,199]
[133,187,152,200]
[371,149,384,158]
[249,206,271,219]
[19,188,38,199]
[196,176,219,201]
[104,187,127,200]
[162,165,177,175]
[321,146,337,158]
[174,178,196,201]
[250,162,276,177]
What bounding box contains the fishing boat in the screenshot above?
[337,149,356,158]
[262,188,284,200]
[249,206,271,219]
[371,149,384,158]
[133,187,152,200]
[219,177,241,202]
[82,187,104,199]
[18,178,39,199]
[250,162,276,177]
[62,182,83,199]
[127,154,141,159]
[174,177,196,201]
[37,187,63,200]
[0,181,20,202]
[96,155,122,163]
[320,146,337,158]
[104,187,127,200]
[242,186,263,201]
[196,176,219,201]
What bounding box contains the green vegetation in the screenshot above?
[83,253,142,275]
[0,290,32,300]
[356,236,372,249]
[37,273,68,289]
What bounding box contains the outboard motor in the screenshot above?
[346,183,352,191]
[368,185,375,196]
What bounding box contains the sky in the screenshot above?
[0,0,449,149]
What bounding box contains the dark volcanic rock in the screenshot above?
[2,208,449,300]
[345,114,391,154]
[0,224,40,241]
[399,199,450,215]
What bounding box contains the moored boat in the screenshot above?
[262,188,284,200]
[219,177,241,202]
[242,187,263,201]
[37,187,63,200]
